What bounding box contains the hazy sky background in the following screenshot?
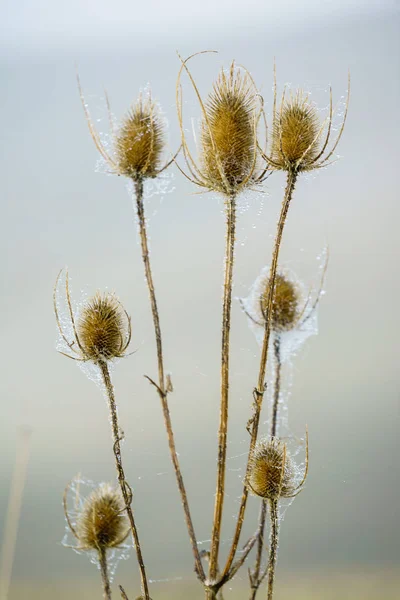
[0,1,399,598]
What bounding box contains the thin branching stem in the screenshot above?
[134,178,206,582]
[99,547,112,600]
[222,170,297,581]
[266,499,279,600]
[98,359,151,600]
[249,334,282,599]
[209,194,237,583]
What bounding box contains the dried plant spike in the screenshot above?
[262,70,350,173]
[72,483,130,551]
[247,438,296,500]
[77,292,131,361]
[115,93,166,179]
[177,53,266,196]
[261,273,300,332]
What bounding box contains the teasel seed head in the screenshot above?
[53,270,132,363]
[115,93,165,180]
[65,483,129,551]
[177,53,267,196]
[271,90,321,171]
[261,273,300,332]
[248,433,309,500]
[262,68,350,173]
[77,292,131,362]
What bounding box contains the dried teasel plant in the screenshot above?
[63,481,130,600]
[78,75,207,584]
[177,54,269,596]
[247,435,309,600]
[54,270,151,600]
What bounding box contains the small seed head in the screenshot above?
[201,63,258,195]
[115,94,165,179]
[75,484,129,550]
[248,438,296,500]
[261,273,300,332]
[77,292,130,361]
[272,91,321,171]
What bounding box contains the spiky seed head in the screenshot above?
[248,438,296,500]
[75,483,129,550]
[272,91,321,172]
[261,273,299,331]
[115,94,165,179]
[201,63,258,195]
[77,292,130,361]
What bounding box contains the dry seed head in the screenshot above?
[261,273,300,332]
[77,292,130,361]
[115,93,165,179]
[200,63,258,195]
[75,483,129,550]
[272,90,321,172]
[248,438,296,500]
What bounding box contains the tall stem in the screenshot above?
[266,500,279,600]
[99,547,112,600]
[248,334,282,599]
[209,194,237,582]
[134,178,205,581]
[221,170,297,581]
[99,360,151,600]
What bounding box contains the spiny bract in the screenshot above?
[75,483,129,550]
[261,273,300,332]
[115,94,165,179]
[248,438,296,500]
[77,292,129,361]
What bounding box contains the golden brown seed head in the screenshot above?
[77,292,130,361]
[248,438,296,500]
[115,94,165,179]
[261,274,299,332]
[75,484,129,550]
[201,63,258,195]
[272,91,321,172]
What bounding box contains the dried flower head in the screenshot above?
[177,52,267,196]
[262,68,350,173]
[247,436,308,500]
[261,273,300,332]
[77,76,175,181]
[64,482,129,551]
[115,94,165,179]
[54,270,131,363]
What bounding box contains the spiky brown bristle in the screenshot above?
[272,91,321,171]
[261,273,299,331]
[248,438,296,500]
[201,63,258,195]
[75,484,129,550]
[115,94,165,179]
[77,292,129,361]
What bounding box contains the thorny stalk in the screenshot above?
[249,335,282,599]
[266,500,279,600]
[134,178,206,582]
[99,547,112,600]
[209,194,237,583]
[98,359,151,600]
[222,170,297,581]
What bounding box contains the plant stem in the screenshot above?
[99,359,151,600]
[248,334,282,599]
[209,194,237,582]
[99,547,112,600]
[134,178,205,581]
[266,500,279,600]
[221,169,297,581]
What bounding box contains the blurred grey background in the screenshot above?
[0,1,399,598]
